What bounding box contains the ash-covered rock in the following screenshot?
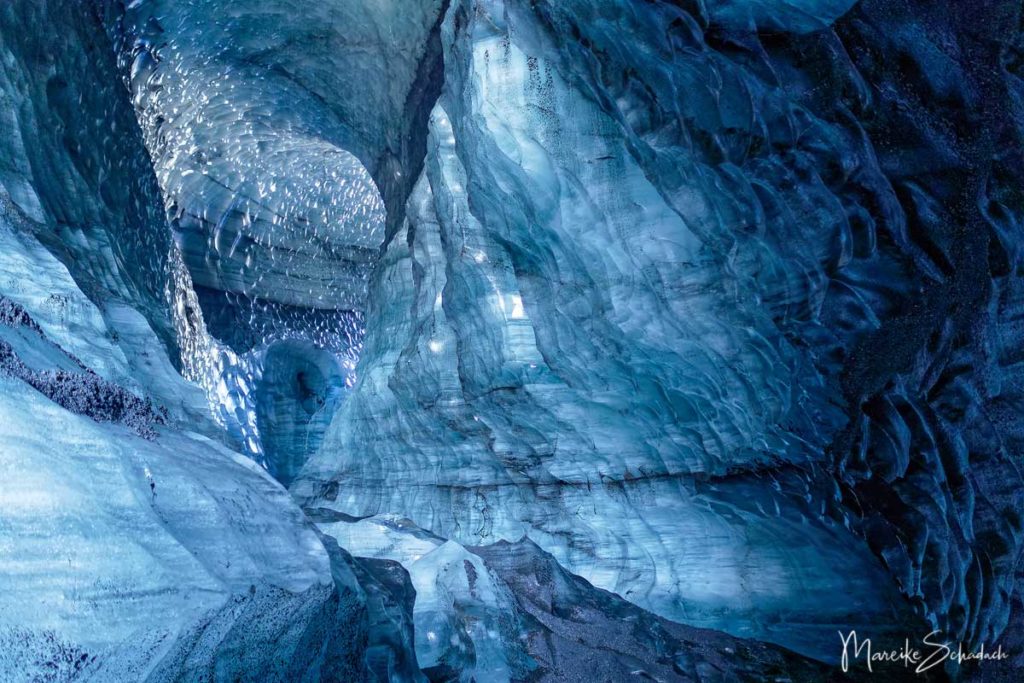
[0,295,166,438]
[470,539,841,682]
[0,297,43,335]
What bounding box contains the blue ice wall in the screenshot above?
[293,0,1024,665]
[1,0,1022,680]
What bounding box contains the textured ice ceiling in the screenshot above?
[113,0,440,313]
[1,0,1023,680]
[101,0,448,474]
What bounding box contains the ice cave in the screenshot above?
[1,0,1022,680]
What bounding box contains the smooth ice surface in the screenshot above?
[318,514,517,680]
[0,377,326,655]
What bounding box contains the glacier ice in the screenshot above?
[1,163,423,683]
[293,0,1024,667]
[294,0,909,659]
[704,0,860,33]
[312,511,841,681]
[102,0,449,469]
[1,0,1023,680]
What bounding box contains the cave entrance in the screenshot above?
[146,114,387,478]
[254,340,349,486]
[161,140,386,481]
[110,0,441,483]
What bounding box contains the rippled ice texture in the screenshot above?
[2,0,1023,679]
[107,0,441,467]
[294,0,1024,663]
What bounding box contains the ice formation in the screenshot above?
[1,0,1022,680]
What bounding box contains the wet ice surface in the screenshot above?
[109,0,431,466]
[1,0,1023,680]
[119,0,388,308]
[0,203,423,681]
[311,511,839,681]
[294,0,1024,667]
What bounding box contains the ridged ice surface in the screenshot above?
[114,0,387,311]
[109,0,445,315]
[0,4,422,680]
[294,0,1024,664]
[2,0,1023,680]
[0,193,421,683]
[105,0,448,469]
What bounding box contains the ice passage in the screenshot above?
[1,0,1023,681]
